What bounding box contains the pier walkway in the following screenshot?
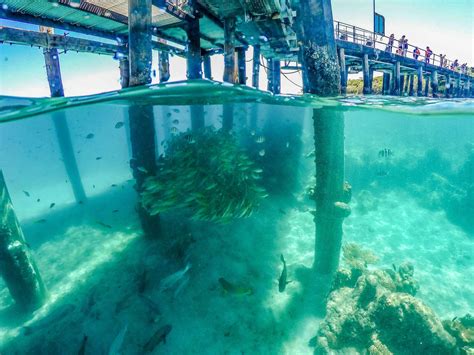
[0,0,472,96]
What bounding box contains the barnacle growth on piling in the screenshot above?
[140,129,268,223]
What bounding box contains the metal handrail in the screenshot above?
[334,20,471,76]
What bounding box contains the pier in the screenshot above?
[0,0,473,309]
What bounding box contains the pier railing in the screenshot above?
[334,21,469,75]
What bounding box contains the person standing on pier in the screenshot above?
[425,46,432,63]
[386,34,395,52]
[402,39,409,56]
[397,35,406,55]
[413,47,420,60]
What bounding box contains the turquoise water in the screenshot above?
[0,80,473,354]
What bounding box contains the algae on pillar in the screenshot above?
[128,0,160,237]
[299,0,350,274]
[0,171,46,311]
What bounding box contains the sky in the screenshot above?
[0,0,472,97]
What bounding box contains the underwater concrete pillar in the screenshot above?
[272,59,281,94]
[223,17,236,84]
[128,0,160,237]
[0,171,47,312]
[185,5,202,80]
[393,61,401,95]
[369,67,374,93]
[362,54,371,94]
[119,56,130,88]
[399,75,405,95]
[203,53,212,80]
[158,51,170,83]
[299,0,348,274]
[41,32,87,204]
[417,66,423,96]
[431,70,439,97]
[424,76,430,96]
[252,44,261,88]
[236,47,247,85]
[408,74,414,96]
[338,48,347,94]
[455,76,461,97]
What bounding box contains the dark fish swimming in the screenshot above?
[378,148,393,158]
[376,170,389,177]
[78,335,88,355]
[86,133,94,139]
[97,221,112,229]
[23,304,75,335]
[278,254,291,292]
[96,157,102,160]
[23,190,30,197]
[49,203,55,209]
[115,122,124,129]
[143,324,172,352]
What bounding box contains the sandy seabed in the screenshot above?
[0,187,472,354]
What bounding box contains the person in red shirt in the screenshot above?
[425,46,432,64]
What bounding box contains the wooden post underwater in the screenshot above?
[299,0,349,275]
[158,51,170,83]
[393,61,401,95]
[41,28,87,204]
[128,0,160,237]
[417,66,423,96]
[338,47,347,94]
[362,53,370,94]
[408,74,414,96]
[431,70,438,97]
[236,47,247,85]
[424,76,430,96]
[0,171,47,311]
[185,2,202,80]
[223,17,236,84]
[252,45,261,88]
[203,53,212,80]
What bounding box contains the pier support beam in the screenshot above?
[382,72,390,95]
[223,17,236,84]
[236,47,247,85]
[41,31,86,204]
[400,75,405,95]
[252,45,261,88]
[119,56,130,88]
[362,54,370,94]
[271,59,281,94]
[158,51,170,83]
[299,0,348,275]
[408,74,414,96]
[393,61,401,95]
[455,76,461,97]
[338,48,347,94]
[431,70,439,97]
[445,75,451,98]
[0,171,46,312]
[185,8,202,79]
[417,66,423,96]
[128,0,160,237]
[424,76,430,96]
[203,53,212,79]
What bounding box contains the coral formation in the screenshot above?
[443,314,474,354]
[313,244,457,354]
[140,129,267,223]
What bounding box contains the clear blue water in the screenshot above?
[0,80,472,353]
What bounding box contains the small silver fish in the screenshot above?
[23,190,30,197]
[114,122,124,129]
[108,323,128,355]
[278,254,291,292]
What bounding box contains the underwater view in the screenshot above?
[0,80,473,354]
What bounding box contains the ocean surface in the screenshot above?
[0,80,473,354]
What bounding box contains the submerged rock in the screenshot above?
[313,245,457,354]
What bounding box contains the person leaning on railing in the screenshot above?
[413,47,420,60]
[385,34,395,52]
[425,46,432,63]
